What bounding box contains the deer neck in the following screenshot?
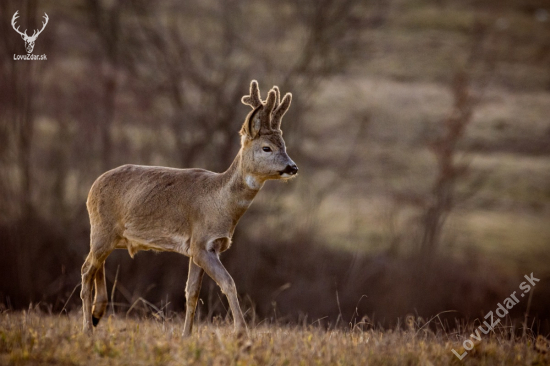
[221,151,264,205]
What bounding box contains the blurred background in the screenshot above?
[1,0,549,333]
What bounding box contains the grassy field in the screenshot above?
[0,311,548,365]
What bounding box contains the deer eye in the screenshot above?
[262,147,272,152]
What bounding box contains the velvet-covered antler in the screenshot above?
[242,80,292,131]
[241,88,277,138]
[270,87,292,130]
[241,80,262,109]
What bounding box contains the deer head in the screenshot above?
[240,80,298,180]
[12,11,49,54]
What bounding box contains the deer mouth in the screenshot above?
[279,173,297,178]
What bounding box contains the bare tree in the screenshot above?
[418,21,498,257]
[123,0,376,172]
[85,0,126,171]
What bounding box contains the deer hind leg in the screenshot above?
[81,252,99,333]
[182,258,205,337]
[92,262,108,326]
[80,231,113,333]
[194,245,247,336]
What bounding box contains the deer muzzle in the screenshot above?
[280,163,298,177]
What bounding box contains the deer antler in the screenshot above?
[11,11,48,41]
[241,80,262,109]
[242,81,292,130]
[11,11,28,38]
[268,85,292,130]
[242,81,282,111]
[29,13,49,40]
[270,91,292,130]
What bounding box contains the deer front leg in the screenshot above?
[194,244,247,336]
[182,258,204,337]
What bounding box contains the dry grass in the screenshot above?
[0,311,548,366]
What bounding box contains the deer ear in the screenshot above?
[241,105,262,139]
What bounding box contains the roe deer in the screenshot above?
[81,80,298,336]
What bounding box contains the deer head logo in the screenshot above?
[11,11,49,54]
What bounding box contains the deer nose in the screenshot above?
[283,164,298,175]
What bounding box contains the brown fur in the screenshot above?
[81,80,297,337]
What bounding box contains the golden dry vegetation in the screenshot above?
[1,311,549,366]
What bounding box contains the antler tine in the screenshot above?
[266,89,277,112]
[272,86,281,109]
[260,89,277,122]
[271,92,292,130]
[241,80,262,109]
[32,13,49,39]
[270,86,283,125]
[11,10,28,37]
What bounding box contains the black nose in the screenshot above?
[282,164,298,175]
